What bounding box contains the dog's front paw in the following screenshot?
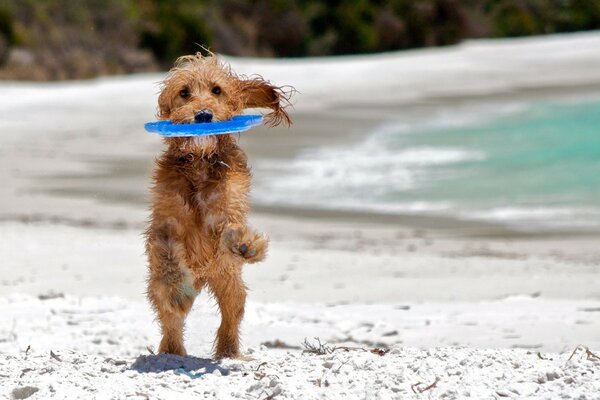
[221,225,268,263]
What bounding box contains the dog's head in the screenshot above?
[157,53,292,127]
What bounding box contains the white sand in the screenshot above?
[1,220,599,398]
[1,294,599,399]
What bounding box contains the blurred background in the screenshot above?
[1,0,600,353]
[1,0,600,79]
[1,0,600,233]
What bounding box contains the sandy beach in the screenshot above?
[1,32,600,398]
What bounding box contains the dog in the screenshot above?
[145,52,292,359]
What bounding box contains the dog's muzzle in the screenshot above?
[194,109,213,123]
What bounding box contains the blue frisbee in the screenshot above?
[144,115,264,137]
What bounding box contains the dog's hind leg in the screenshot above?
[208,271,247,359]
[153,301,190,356]
[148,276,199,356]
[146,224,200,356]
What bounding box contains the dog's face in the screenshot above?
[158,54,292,127]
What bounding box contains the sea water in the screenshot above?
[253,96,600,232]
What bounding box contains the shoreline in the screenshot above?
[3,204,600,240]
[252,205,600,239]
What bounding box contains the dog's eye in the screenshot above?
[211,86,221,95]
[180,89,190,98]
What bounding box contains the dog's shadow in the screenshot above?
[130,353,229,378]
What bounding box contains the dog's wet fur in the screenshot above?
[145,52,292,359]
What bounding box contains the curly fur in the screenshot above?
[145,52,292,359]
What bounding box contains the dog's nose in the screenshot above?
[194,110,213,123]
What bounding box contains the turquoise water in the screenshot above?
[255,97,600,231]
[387,99,600,227]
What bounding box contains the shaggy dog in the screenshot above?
[145,53,291,359]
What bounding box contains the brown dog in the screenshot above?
[145,53,291,359]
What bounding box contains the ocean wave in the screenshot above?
[252,92,600,232]
[461,207,600,230]
[253,135,485,209]
[369,102,530,138]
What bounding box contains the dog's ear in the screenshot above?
[240,78,293,127]
[157,86,172,120]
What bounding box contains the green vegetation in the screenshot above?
[0,0,599,79]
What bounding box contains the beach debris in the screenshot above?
[302,337,390,357]
[49,350,61,362]
[302,338,334,355]
[39,367,54,375]
[411,377,440,394]
[566,344,600,365]
[332,360,350,375]
[19,368,33,378]
[37,291,64,301]
[370,348,390,356]
[311,378,329,387]
[254,362,268,380]
[125,393,149,400]
[332,345,367,353]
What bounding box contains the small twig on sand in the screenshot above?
[254,362,268,380]
[411,377,440,394]
[333,360,350,374]
[302,338,390,356]
[302,338,334,355]
[25,345,31,356]
[566,345,581,364]
[254,362,268,372]
[50,350,62,362]
[126,393,149,399]
[334,346,367,353]
[371,348,390,356]
[566,345,600,366]
[586,348,600,361]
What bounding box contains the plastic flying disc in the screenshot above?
[144,115,264,137]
